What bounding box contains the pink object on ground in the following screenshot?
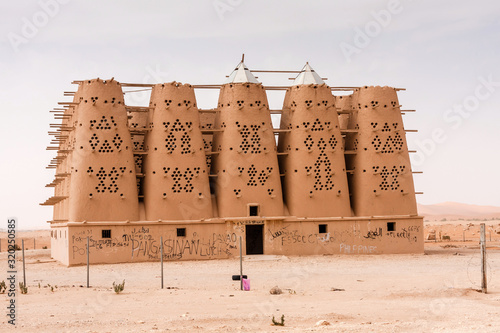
[242,278,250,291]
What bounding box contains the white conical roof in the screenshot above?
[293,63,325,85]
[224,62,259,84]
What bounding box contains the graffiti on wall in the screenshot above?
[71,227,239,261]
[232,219,265,233]
[266,223,421,253]
[69,222,421,260]
[386,225,420,243]
[269,226,335,246]
[340,243,377,254]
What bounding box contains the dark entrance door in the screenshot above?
[245,225,264,255]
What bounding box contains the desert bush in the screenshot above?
[113,280,125,294]
[0,281,6,293]
[272,314,285,326]
[19,282,28,294]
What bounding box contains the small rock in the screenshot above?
[331,288,345,292]
[270,286,282,295]
[137,320,145,324]
[315,320,330,326]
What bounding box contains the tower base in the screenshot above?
[50,216,424,266]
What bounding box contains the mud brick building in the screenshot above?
[42,61,423,265]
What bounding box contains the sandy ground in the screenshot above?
[1,237,500,332]
[424,219,500,242]
[0,230,50,252]
[2,220,498,251]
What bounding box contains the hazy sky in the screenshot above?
[1,0,500,229]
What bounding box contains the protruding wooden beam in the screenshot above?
[201,129,223,134]
[250,69,301,73]
[198,109,219,113]
[58,102,79,106]
[126,106,153,112]
[40,196,68,206]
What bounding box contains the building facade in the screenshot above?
[42,62,423,265]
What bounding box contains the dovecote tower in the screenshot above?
[345,86,417,216]
[142,82,212,220]
[211,62,284,218]
[278,64,351,217]
[335,94,354,151]
[128,107,149,175]
[127,106,150,219]
[67,78,139,221]
[199,111,217,171]
[336,94,354,130]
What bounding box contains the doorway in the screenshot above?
[245,225,264,255]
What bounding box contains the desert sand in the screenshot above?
[1,235,500,332]
[0,230,50,252]
[2,202,500,332]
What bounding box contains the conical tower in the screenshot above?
[335,94,354,150]
[199,112,217,170]
[128,108,149,174]
[68,78,139,222]
[142,82,212,220]
[211,62,284,218]
[345,86,417,216]
[127,106,150,207]
[278,63,351,217]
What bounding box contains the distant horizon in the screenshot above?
[0,201,497,231]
